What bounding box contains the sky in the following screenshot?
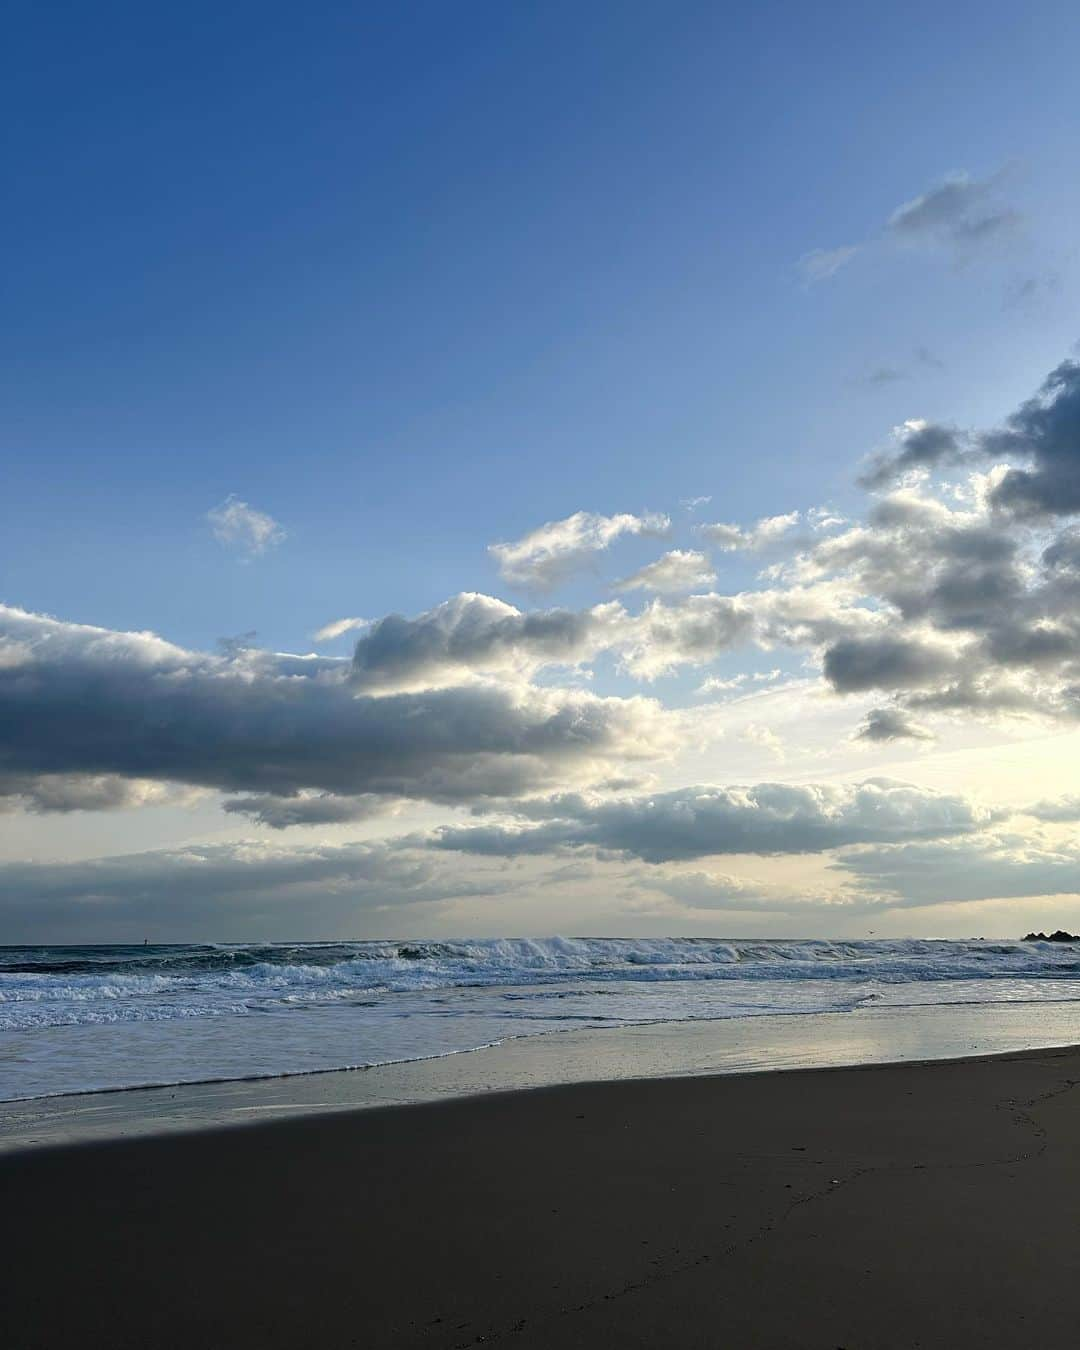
[4,0,1080,941]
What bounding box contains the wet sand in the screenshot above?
[5,1045,1080,1348]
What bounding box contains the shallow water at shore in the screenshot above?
[6,998,1080,1154]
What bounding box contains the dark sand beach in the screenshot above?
[5,1045,1080,1349]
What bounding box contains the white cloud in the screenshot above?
[799,245,859,284]
[313,617,370,642]
[207,495,286,558]
[699,511,800,553]
[808,506,846,531]
[739,723,786,759]
[617,593,758,679]
[613,549,717,595]
[696,673,748,696]
[489,509,669,588]
[695,670,783,697]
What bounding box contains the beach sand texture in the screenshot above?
[5,1047,1080,1349]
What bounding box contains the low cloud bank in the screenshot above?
[433,779,991,864]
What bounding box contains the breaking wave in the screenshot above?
[4,936,1080,1032]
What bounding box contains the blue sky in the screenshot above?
[5,2,1080,938]
[5,0,1078,648]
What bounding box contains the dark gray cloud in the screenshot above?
[983,622,1078,668]
[0,606,668,817]
[886,172,1021,248]
[842,499,1025,640]
[916,346,946,371]
[0,772,180,814]
[859,421,967,488]
[824,637,957,694]
[0,839,493,943]
[1003,273,1061,312]
[854,359,1080,509]
[782,443,1080,722]
[855,708,934,743]
[350,592,610,692]
[221,792,392,829]
[903,680,1048,717]
[865,367,907,387]
[853,346,949,390]
[433,779,989,864]
[801,169,1021,286]
[1042,528,1080,575]
[986,362,1080,518]
[835,835,1080,907]
[1023,795,1080,823]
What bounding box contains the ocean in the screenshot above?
[4,936,1080,1102]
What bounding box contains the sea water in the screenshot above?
[3,936,1080,1101]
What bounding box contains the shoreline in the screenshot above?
[7,996,1080,1154]
[6,1043,1080,1348]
